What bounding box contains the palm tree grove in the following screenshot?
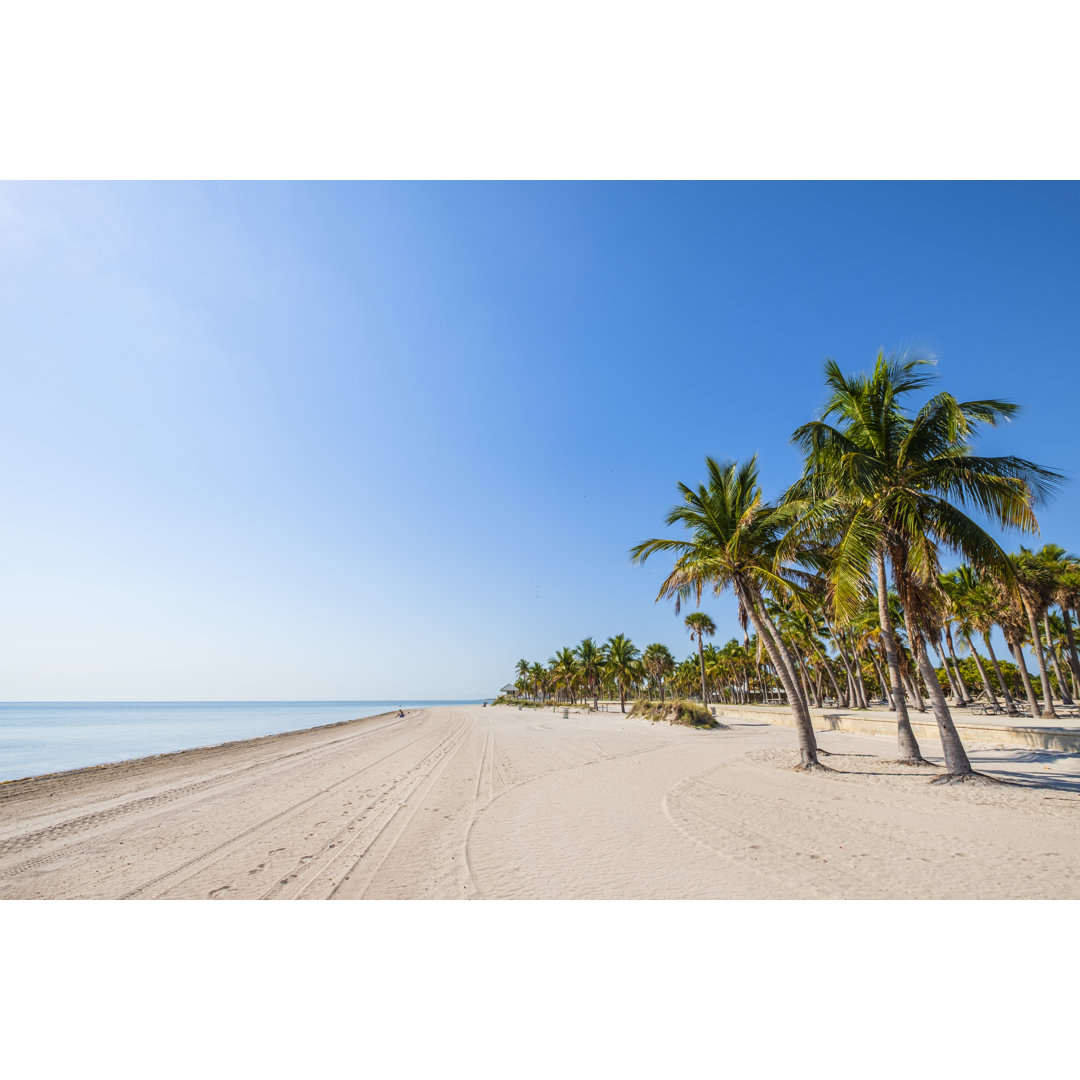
[497,351,1071,785]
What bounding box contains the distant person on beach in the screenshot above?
[397,708,405,717]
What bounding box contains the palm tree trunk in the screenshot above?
[823,618,854,708]
[813,643,844,706]
[876,555,926,763]
[911,628,974,777]
[795,652,816,709]
[848,633,869,708]
[1007,636,1041,718]
[738,583,823,769]
[1043,613,1072,704]
[944,626,971,703]
[696,635,707,704]
[933,636,961,703]
[1060,607,1080,697]
[962,632,999,711]
[870,647,892,708]
[842,633,865,707]
[1022,599,1057,718]
[982,634,1019,716]
[755,606,810,714]
[898,638,927,710]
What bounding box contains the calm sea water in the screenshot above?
[0,700,486,783]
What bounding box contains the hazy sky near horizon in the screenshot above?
[2,181,1078,699]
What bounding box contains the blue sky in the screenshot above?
[2,181,1077,699]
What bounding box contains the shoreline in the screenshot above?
[0,708,405,796]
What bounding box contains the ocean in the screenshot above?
[0,700,486,783]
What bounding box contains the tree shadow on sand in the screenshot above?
[961,749,1080,794]
[806,747,1080,793]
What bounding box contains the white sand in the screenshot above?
[1,703,1077,899]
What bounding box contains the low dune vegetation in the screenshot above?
[629,700,725,729]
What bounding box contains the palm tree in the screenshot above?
[956,564,1021,714]
[703,644,728,702]
[549,647,580,705]
[1041,611,1074,703]
[604,634,639,713]
[850,598,892,706]
[1010,547,1060,717]
[1043,545,1080,693]
[528,661,547,704]
[631,456,825,770]
[941,566,1005,712]
[515,658,531,700]
[684,611,716,704]
[787,350,1062,781]
[642,643,676,702]
[575,637,603,709]
[1028,545,1076,704]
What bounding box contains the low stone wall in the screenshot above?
[711,704,1080,754]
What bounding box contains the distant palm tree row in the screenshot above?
[509,619,782,716]
[628,350,1066,783]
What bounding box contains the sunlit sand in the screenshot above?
[2,703,1076,899]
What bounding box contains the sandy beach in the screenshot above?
[1,703,1077,899]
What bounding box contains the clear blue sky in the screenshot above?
[2,181,1077,699]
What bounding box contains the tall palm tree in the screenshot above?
[787,350,1062,781]
[941,566,1004,711]
[642,643,676,703]
[1011,547,1060,717]
[684,611,716,704]
[575,637,603,709]
[515,658,531,700]
[1028,545,1076,704]
[631,456,825,770]
[604,634,639,713]
[1043,545,1080,692]
[549,647,580,705]
[671,657,699,699]
[528,661,547,704]
[1040,611,1074,703]
[703,644,728,702]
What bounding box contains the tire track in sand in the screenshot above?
[0,722,408,887]
[268,712,475,899]
[120,716,465,899]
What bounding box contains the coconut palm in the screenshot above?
[575,637,604,709]
[941,567,1004,711]
[787,350,1061,781]
[1043,545,1080,692]
[1030,544,1078,704]
[528,661,547,704]
[549,647,580,705]
[604,634,639,713]
[631,456,825,770]
[955,564,1021,714]
[642,643,676,703]
[1040,612,1074,703]
[684,611,716,704]
[1010,547,1061,717]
